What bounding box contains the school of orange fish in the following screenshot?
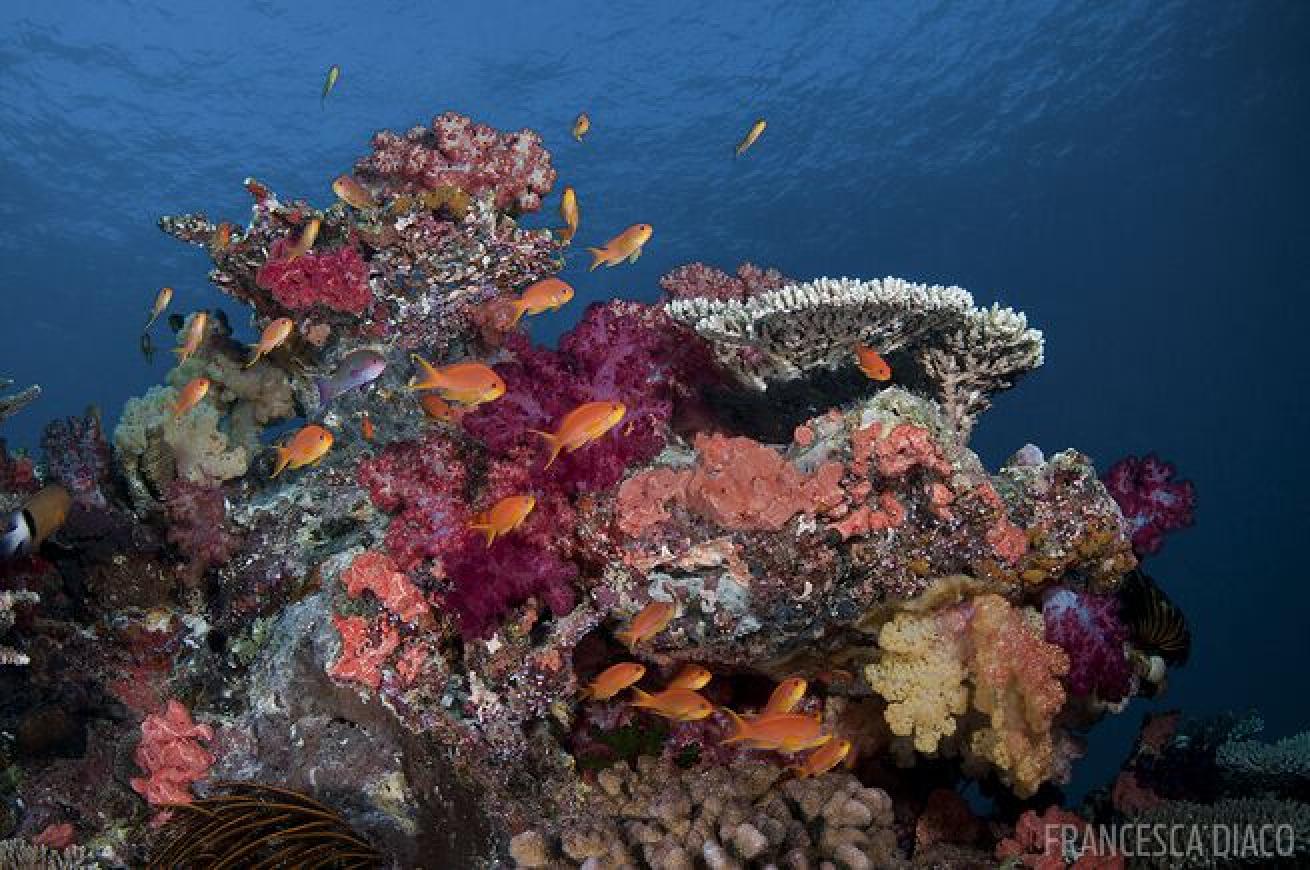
[144,112,884,780]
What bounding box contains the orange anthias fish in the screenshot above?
[145,286,173,329]
[791,737,852,778]
[721,710,833,754]
[760,677,808,716]
[572,112,590,142]
[855,345,892,381]
[558,186,579,243]
[245,317,294,368]
[174,312,209,363]
[587,224,652,270]
[408,356,506,406]
[509,278,574,325]
[360,412,376,441]
[468,494,536,547]
[333,175,376,210]
[285,218,321,262]
[172,377,210,419]
[271,425,334,478]
[667,664,712,691]
[419,393,464,424]
[531,400,626,468]
[579,662,646,701]
[209,222,235,253]
[628,687,715,721]
[615,600,675,649]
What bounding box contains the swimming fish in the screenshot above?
[760,677,807,716]
[419,393,463,423]
[285,218,321,262]
[246,317,294,368]
[721,710,832,754]
[1,485,72,561]
[667,664,712,691]
[244,177,271,203]
[408,356,506,406]
[316,348,387,404]
[333,175,375,210]
[209,222,234,253]
[572,112,590,142]
[173,377,210,419]
[735,118,767,157]
[530,400,626,468]
[579,662,646,701]
[615,600,675,650]
[361,412,376,442]
[321,64,341,106]
[586,224,652,270]
[509,278,574,325]
[558,186,579,243]
[139,332,155,364]
[468,494,536,547]
[791,738,852,778]
[272,425,334,477]
[145,286,173,330]
[855,345,892,382]
[628,687,715,722]
[175,312,208,363]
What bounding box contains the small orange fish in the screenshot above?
[572,112,590,142]
[468,494,536,547]
[244,177,271,202]
[360,412,376,441]
[855,345,891,381]
[172,377,210,419]
[333,175,376,210]
[628,687,715,721]
[285,218,321,261]
[761,677,807,716]
[174,312,208,363]
[721,710,832,754]
[419,393,463,423]
[245,317,294,368]
[271,425,334,478]
[790,737,852,778]
[530,400,626,468]
[615,600,675,649]
[558,186,579,243]
[587,224,652,270]
[145,286,173,330]
[579,662,646,701]
[509,278,574,325]
[667,664,712,691]
[210,222,234,253]
[408,356,506,406]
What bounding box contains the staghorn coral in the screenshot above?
[515,757,905,869]
[0,376,41,424]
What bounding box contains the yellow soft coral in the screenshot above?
[865,610,968,754]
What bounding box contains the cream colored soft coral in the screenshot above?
[864,609,969,755]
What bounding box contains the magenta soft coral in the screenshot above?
[441,537,577,640]
[129,700,215,809]
[40,410,111,507]
[1101,454,1195,557]
[1042,587,1132,702]
[164,480,240,580]
[255,237,372,314]
[658,261,792,302]
[357,433,470,572]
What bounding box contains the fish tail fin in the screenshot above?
[585,247,606,271]
[628,687,654,709]
[720,708,752,745]
[577,684,593,701]
[613,628,634,649]
[145,313,159,330]
[528,430,562,468]
[244,350,261,369]
[509,300,529,326]
[469,523,497,548]
[271,446,291,479]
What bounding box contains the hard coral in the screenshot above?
[129,700,216,809]
[255,238,372,314]
[1101,454,1195,557]
[1042,587,1132,701]
[658,260,792,302]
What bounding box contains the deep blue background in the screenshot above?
[2,1,1308,797]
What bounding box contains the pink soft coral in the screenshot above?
[1041,587,1131,701]
[997,806,1123,869]
[164,480,240,581]
[1101,454,1195,557]
[342,550,430,624]
[440,536,577,640]
[328,614,401,689]
[129,700,215,809]
[357,433,470,572]
[0,439,36,494]
[658,261,792,302]
[256,238,372,314]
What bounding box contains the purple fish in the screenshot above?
[316,348,386,404]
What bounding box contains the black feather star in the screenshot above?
[149,781,382,869]
[1119,568,1191,666]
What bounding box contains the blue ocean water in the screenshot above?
[1,0,1307,799]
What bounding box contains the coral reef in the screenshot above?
[0,376,40,424]
[129,700,216,810]
[0,588,39,665]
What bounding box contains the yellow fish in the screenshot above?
[172,377,210,419]
[333,175,375,210]
[285,218,321,262]
[760,677,807,716]
[790,737,852,778]
[558,186,579,243]
[667,664,712,691]
[530,400,626,468]
[245,317,294,368]
[615,600,674,650]
[721,710,832,754]
[174,312,208,363]
[855,345,892,382]
[628,687,715,722]
[579,662,646,701]
[509,278,574,325]
[321,64,340,106]
[468,494,535,547]
[586,224,652,270]
[408,356,506,406]
[735,118,766,157]
[145,286,173,330]
[272,425,334,477]
[572,112,590,142]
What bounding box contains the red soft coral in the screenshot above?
[357,433,470,572]
[1101,454,1195,557]
[342,550,430,624]
[328,614,401,689]
[256,238,372,314]
[997,806,1123,869]
[129,700,215,809]
[164,480,240,581]
[0,439,37,495]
